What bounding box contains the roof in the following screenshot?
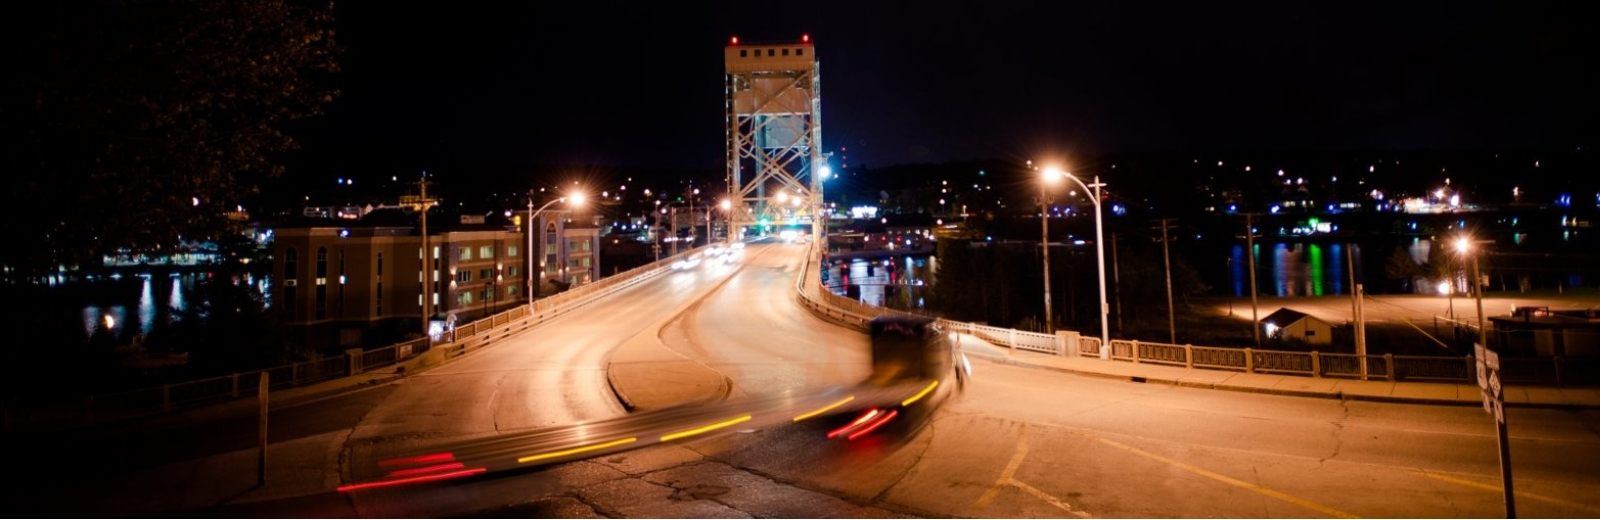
[1261,307,1327,325]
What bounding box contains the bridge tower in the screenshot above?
[724,35,824,242]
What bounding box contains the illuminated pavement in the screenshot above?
[25,242,1600,517]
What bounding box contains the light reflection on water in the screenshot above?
[69,272,271,343]
[1230,242,1358,297]
[825,255,934,309]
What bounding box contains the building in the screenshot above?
[273,210,425,350]
[273,210,529,350]
[436,217,527,324]
[1260,307,1333,346]
[533,210,601,291]
[1490,307,1600,356]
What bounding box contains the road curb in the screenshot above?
[963,350,1599,410]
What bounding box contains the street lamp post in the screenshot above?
[1042,166,1110,350]
[1456,236,1514,518]
[526,192,584,301]
[1039,172,1056,332]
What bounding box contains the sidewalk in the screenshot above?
[955,334,1600,410]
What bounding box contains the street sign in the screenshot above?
[1474,343,1506,426]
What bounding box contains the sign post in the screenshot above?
[1476,343,1515,518]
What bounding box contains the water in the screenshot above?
[31,271,272,346]
[822,254,935,309]
[1227,242,1359,297]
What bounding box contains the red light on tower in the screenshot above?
[801,34,810,43]
[730,35,739,45]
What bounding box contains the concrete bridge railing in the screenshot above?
[5,245,714,433]
[794,246,1596,388]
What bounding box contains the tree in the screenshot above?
[1384,246,1423,292]
[3,1,339,276]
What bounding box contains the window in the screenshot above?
[545,254,557,273]
[546,232,557,244]
[458,247,472,261]
[507,266,519,277]
[781,48,789,56]
[796,48,804,56]
[315,285,326,319]
[507,286,517,297]
[480,288,491,301]
[739,49,747,57]
[507,245,518,257]
[767,49,775,56]
[456,271,471,283]
[479,245,493,258]
[457,292,473,305]
[479,268,491,280]
[284,249,298,279]
[316,247,327,278]
[284,286,296,317]
[376,252,384,276]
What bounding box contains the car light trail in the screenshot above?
[847,409,899,441]
[793,396,855,422]
[901,380,940,406]
[335,468,487,493]
[377,452,456,468]
[517,437,638,464]
[660,414,752,442]
[827,409,881,439]
[385,462,465,478]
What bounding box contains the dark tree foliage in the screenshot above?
[1384,246,1423,292]
[3,1,338,276]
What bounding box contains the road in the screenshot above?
[22,242,1600,517]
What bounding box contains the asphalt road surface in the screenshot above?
[25,242,1600,518]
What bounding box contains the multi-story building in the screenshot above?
[533,210,601,291]
[273,210,528,350]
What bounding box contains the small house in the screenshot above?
[1261,308,1333,346]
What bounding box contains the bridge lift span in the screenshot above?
[724,35,825,241]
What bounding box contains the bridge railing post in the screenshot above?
[1311,351,1322,378]
[1244,348,1255,373]
[1185,344,1194,369]
[1131,340,1141,364]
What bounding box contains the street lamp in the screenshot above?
[1041,165,1110,351]
[527,190,585,300]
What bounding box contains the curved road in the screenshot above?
[38,242,1600,517]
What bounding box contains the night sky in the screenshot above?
[296,2,1596,185]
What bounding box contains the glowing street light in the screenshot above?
[526,189,586,299]
[1037,163,1109,349]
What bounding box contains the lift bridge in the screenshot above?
[725,35,826,240]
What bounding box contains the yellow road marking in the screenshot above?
[793,396,855,422]
[975,427,1029,508]
[974,426,1090,517]
[902,380,940,406]
[517,437,637,464]
[1095,436,1358,518]
[660,414,752,442]
[1417,470,1600,514]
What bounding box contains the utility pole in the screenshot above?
[257,371,269,487]
[670,206,679,256]
[1111,233,1123,335]
[401,176,439,337]
[1245,213,1261,348]
[1348,245,1367,379]
[1157,219,1177,344]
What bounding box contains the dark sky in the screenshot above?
[299,1,1597,182]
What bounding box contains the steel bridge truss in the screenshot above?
[725,43,823,239]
